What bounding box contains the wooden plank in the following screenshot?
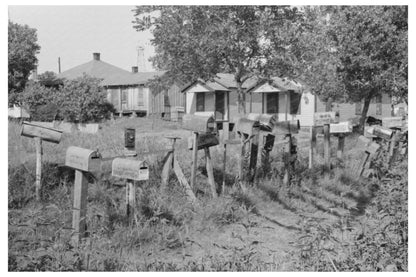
[72,170,88,245]
[222,143,227,194]
[283,135,292,186]
[238,134,246,183]
[324,124,330,169]
[173,157,197,203]
[126,180,136,226]
[190,132,199,189]
[21,121,62,143]
[204,148,218,198]
[337,135,345,159]
[35,137,42,201]
[161,151,173,192]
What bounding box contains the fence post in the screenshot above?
[72,170,88,245]
[190,132,199,189]
[204,147,218,198]
[324,124,331,169]
[34,137,43,201]
[337,134,345,159]
[309,126,316,169]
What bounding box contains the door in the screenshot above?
[215,92,225,120]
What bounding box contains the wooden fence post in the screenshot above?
[222,143,227,194]
[324,124,331,169]
[204,147,218,198]
[125,179,136,226]
[34,137,43,201]
[337,134,345,159]
[283,135,292,186]
[190,132,199,189]
[72,169,89,245]
[309,126,316,169]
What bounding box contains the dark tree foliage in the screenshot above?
[8,21,41,106]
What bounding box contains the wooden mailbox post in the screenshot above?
[183,114,219,198]
[112,158,149,225]
[330,121,353,159]
[352,136,381,178]
[254,114,278,180]
[271,120,300,186]
[21,121,63,201]
[235,117,260,186]
[313,112,337,169]
[65,146,101,245]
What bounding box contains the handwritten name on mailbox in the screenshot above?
[112,158,149,181]
[314,112,337,126]
[65,146,101,172]
[21,121,62,143]
[330,121,352,134]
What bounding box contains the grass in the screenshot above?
[8,117,408,271]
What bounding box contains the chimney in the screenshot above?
[132,66,138,73]
[93,52,100,61]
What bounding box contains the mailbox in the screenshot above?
[330,121,352,134]
[124,128,136,150]
[188,133,220,150]
[368,126,393,140]
[272,120,300,135]
[112,158,149,181]
[258,114,278,132]
[21,121,62,144]
[382,117,404,129]
[314,112,337,126]
[65,146,101,172]
[182,114,216,133]
[246,113,261,121]
[235,118,260,136]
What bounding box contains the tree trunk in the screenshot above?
[236,81,246,115]
[359,95,372,134]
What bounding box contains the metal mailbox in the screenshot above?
[21,121,63,143]
[188,133,219,150]
[258,114,278,132]
[246,113,261,121]
[112,158,149,181]
[235,118,260,136]
[182,114,216,133]
[272,120,300,135]
[124,128,136,150]
[65,146,101,172]
[368,126,393,140]
[330,121,352,134]
[382,117,404,129]
[314,112,337,126]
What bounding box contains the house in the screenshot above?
[58,53,184,117]
[183,72,393,127]
[181,73,258,122]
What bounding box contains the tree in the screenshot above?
[8,21,41,106]
[291,6,407,131]
[132,6,300,114]
[37,71,64,89]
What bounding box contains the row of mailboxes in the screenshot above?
[182,114,217,134]
[235,116,300,137]
[65,146,149,181]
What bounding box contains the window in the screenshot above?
[121,88,128,104]
[196,93,205,112]
[376,94,382,115]
[137,87,144,106]
[290,92,302,115]
[355,102,361,115]
[266,93,279,114]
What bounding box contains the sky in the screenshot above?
[8,5,156,74]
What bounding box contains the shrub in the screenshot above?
[20,82,58,121]
[57,74,115,123]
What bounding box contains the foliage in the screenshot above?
[132,6,300,114]
[20,74,115,123]
[20,81,59,121]
[8,21,41,106]
[57,74,115,123]
[291,6,407,130]
[38,71,64,89]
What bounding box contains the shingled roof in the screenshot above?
[58,53,164,86]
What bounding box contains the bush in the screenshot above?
[20,82,58,121]
[57,74,115,123]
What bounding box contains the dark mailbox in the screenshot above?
[124,128,136,150]
[272,120,300,135]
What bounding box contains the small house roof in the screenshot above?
[181,73,259,93]
[246,76,304,94]
[58,54,165,86]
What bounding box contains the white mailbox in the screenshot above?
[314,112,337,126]
[65,146,101,172]
[330,121,352,134]
[112,158,149,181]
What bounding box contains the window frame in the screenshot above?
[196,92,205,112]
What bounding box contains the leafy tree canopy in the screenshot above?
[132,6,301,113]
[8,20,41,106]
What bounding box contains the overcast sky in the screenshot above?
[8,5,156,74]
